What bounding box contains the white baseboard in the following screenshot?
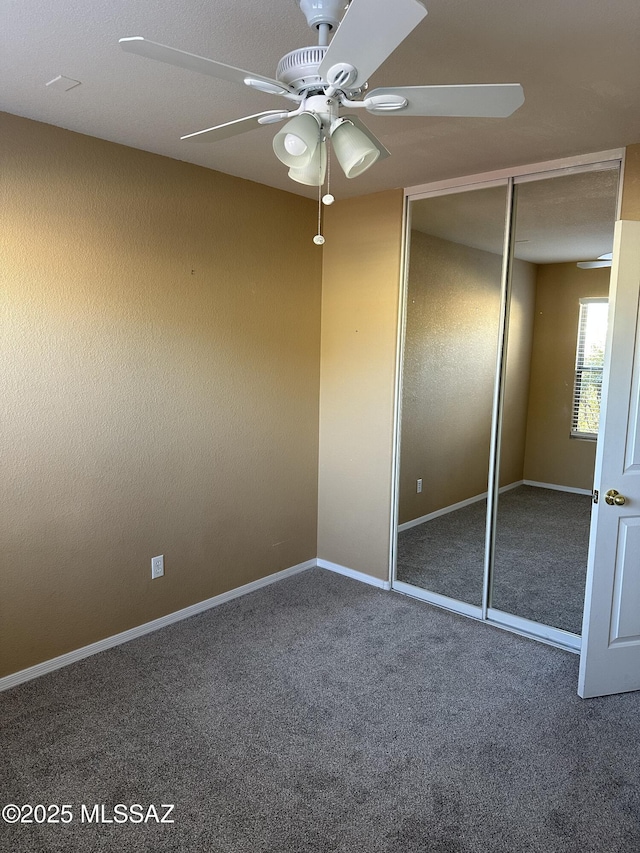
[523,480,592,496]
[499,480,525,494]
[0,559,315,693]
[398,480,524,532]
[316,558,392,591]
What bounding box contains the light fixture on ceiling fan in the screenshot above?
[119,0,525,190]
[577,253,613,269]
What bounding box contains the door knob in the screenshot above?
[605,489,626,506]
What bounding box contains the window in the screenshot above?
[571,298,608,439]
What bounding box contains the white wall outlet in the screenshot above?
[151,555,164,579]
[416,478,423,494]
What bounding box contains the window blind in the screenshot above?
[571,297,608,439]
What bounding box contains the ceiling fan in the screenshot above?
[120,0,525,189]
[577,253,613,269]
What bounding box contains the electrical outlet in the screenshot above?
[151,555,164,579]
[417,478,423,494]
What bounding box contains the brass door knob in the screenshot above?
[605,489,626,506]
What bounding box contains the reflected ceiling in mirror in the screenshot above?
[410,165,619,264]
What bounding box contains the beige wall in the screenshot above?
[317,190,404,580]
[621,143,640,221]
[1,113,322,677]
[398,231,536,524]
[500,260,537,487]
[523,263,610,489]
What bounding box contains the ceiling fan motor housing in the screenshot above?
[277,46,328,94]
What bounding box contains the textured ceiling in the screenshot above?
[411,166,620,263]
[2,0,639,202]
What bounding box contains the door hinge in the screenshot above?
[593,489,599,504]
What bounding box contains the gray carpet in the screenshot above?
[1,568,639,852]
[397,486,591,634]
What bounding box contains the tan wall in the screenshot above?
[317,190,404,580]
[1,113,322,677]
[621,143,640,221]
[500,261,537,487]
[398,231,535,524]
[523,263,610,489]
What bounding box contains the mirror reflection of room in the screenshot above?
[396,184,508,607]
[491,169,618,634]
[396,166,619,635]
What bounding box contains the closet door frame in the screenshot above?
[391,149,624,654]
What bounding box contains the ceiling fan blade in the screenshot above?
[119,37,294,97]
[365,84,525,117]
[577,260,612,269]
[181,111,290,142]
[319,0,427,89]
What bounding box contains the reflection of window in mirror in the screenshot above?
[571,298,608,440]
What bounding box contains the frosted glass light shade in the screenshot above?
[273,113,322,168]
[331,119,381,178]
[288,140,327,186]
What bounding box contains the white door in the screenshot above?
[579,219,640,698]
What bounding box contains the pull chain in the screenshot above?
[323,141,334,207]
[313,138,327,245]
[313,177,324,245]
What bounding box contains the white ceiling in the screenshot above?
[2,0,640,202]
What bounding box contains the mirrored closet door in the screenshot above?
[490,167,619,638]
[394,161,620,648]
[395,183,508,613]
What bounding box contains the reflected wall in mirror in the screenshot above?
[491,167,620,634]
[396,185,508,606]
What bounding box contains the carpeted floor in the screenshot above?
[397,486,591,634]
[1,568,639,852]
